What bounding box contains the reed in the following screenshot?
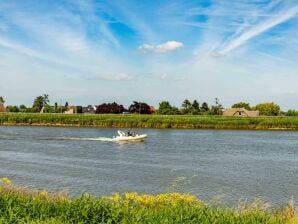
[1,113,298,130]
[0,178,296,223]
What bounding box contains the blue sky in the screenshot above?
[0,0,298,110]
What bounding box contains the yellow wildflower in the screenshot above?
[107,192,200,208]
[111,192,120,202]
[0,177,12,185]
[124,192,137,200]
[39,190,48,197]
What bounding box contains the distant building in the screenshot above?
[223,108,259,117]
[65,106,83,114]
[82,105,96,114]
[0,103,5,113]
[65,106,75,114]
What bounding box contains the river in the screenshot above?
[0,126,297,206]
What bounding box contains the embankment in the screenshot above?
[1,113,298,130]
[0,178,296,224]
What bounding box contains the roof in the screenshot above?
[223,108,259,117]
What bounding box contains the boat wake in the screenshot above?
[44,130,147,143]
[59,137,115,142]
[57,136,146,144]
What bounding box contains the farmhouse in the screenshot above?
[223,108,259,117]
[82,105,96,114]
[65,106,83,114]
[0,103,5,113]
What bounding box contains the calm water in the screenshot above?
[0,126,297,206]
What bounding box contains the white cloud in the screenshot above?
[216,6,298,55]
[138,41,183,53]
[138,44,154,52]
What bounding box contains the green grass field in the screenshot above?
[0,178,296,224]
[1,113,298,130]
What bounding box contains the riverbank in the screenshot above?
[1,113,298,130]
[0,178,296,224]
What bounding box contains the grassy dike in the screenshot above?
[1,113,298,130]
[0,178,296,224]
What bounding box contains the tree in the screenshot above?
[232,102,251,110]
[181,99,192,114]
[19,105,26,109]
[191,100,200,115]
[209,98,223,115]
[32,94,50,112]
[128,101,151,114]
[6,105,19,112]
[96,102,126,114]
[32,96,44,112]
[0,96,5,104]
[192,100,199,110]
[200,102,209,113]
[42,94,49,108]
[158,101,172,114]
[64,102,69,111]
[254,102,280,116]
[157,101,180,115]
[19,105,27,112]
[285,109,298,116]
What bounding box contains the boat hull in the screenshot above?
[113,134,147,142]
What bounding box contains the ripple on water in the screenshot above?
[0,126,297,206]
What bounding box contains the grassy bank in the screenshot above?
[1,113,298,130]
[0,178,296,224]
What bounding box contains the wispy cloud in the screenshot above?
[103,73,133,81]
[101,1,158,43]
[139,41,183,53]
[215,6,298,55]
[1,0,298,109]
[0,35,56,62]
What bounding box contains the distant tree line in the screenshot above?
[95,99,223,115]
[95,101,152,114]
[231,101,280,116]
[0,94,69,113]
[157,98,223,115]
[1,95,298,116]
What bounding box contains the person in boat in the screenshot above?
[126,131,136,137]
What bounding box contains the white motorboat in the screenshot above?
[113,130,147,142]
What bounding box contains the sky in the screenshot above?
[0,0,298,110]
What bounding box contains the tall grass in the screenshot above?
[0,178,296,224]
[1,113,298,130]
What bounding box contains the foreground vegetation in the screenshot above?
[0,178,296,224]
[1,113,298,130]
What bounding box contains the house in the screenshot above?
[223,108,259,117]
[82,105,96,114]
[0,103,5,112]
[65,106,83,114]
